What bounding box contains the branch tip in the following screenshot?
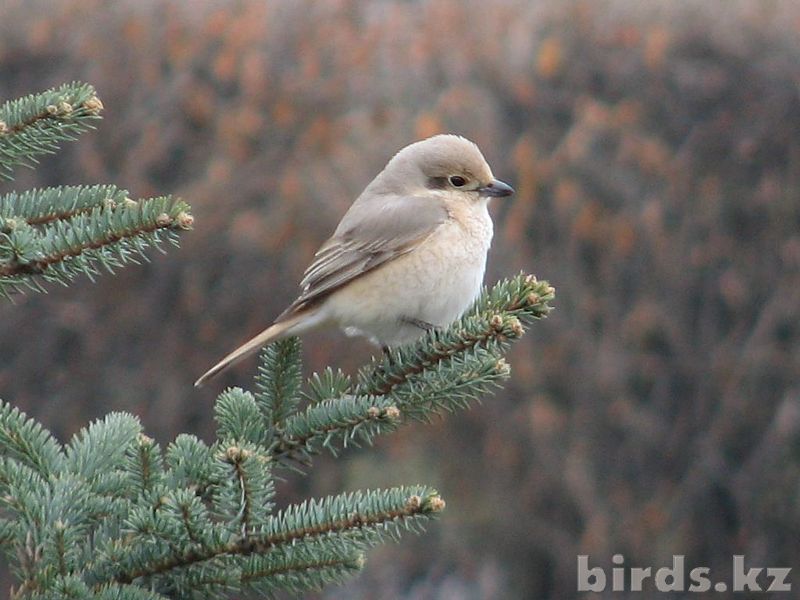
[223,445,252,463]
[495,358,511,377]
[425,495,446,513]
[2,217,19,232]
[508,316,524,337]
[82,95,104,115]
[406,493,445,514]
[176,211,194,230]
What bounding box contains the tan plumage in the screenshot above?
[195,134,513,387]
[279,194,448,318]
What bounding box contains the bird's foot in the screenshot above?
[381,344,394,365]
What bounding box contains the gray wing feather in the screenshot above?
[276,195,447,320]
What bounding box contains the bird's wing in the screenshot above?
[276,194,448,320]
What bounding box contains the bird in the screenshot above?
[195,134,514,387]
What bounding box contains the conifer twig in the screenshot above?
[0,185,129,226]
[0,197,193,299]
[357,274,554,397]
[108,487,443,585]
[0,82,103,180]
[266,274,555,463]
[0,206,191,278]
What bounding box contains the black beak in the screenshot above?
[479,178,515,198]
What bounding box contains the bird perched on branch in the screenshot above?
[195,134,514,386]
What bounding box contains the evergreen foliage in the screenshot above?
[0,81,555,598]
[0,83,192,299]
[0,82,102,180]
[1,273,552,599]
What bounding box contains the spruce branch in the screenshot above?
[107,486,442,587]
[0,401,64,477]
[91,584,171,600]
[211,443,274,534]
[253,486,444,549]
[0,274,550,598]
[357,273,554,398]
[258,274,554,465]
[384,348,513,422]
[23,579,171,600]
[274,395,401,464]
[164,435,216,498]
[0,195,193,299]
[0,185,130,226]
[0,82,102,181]
[304,366,353,404]
[0,457,51,540]
[132,545,364,598]
[238,547,365,596]
[254,337,303,428]
[0,83,192,300]
[64,413,143,482]
[124,434,165,499]
[0,82,248,599]
[214,388,271,448]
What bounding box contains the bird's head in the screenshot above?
[371,134,514,201]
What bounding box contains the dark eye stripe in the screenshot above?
[426,176,448,190]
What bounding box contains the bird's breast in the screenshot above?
[324,203,493,346]
[415,204,493,319]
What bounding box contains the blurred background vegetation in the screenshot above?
[1,0,799,598]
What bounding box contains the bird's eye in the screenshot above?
[449,175,467,187]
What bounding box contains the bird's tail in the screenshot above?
[194,308,322,387]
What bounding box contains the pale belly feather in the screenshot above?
[323,202,493,346]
